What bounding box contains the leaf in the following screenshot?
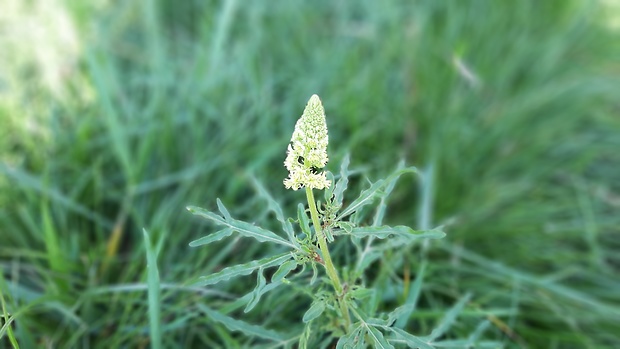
[198,304,287,342]
[216,198,232,221]
[244,269,273,313]
[427,293,472,341]
[337,179,385,219]
[387,327,435,349]
[372,160,406,227]
[366,325,394,349]
[356,249,383,275]
[336,325,365,349]
[302,300,326,323]
[272,260,298,282]
[332,153,350,208]
[344,226,446,241]
[188,228,234,247]
[249,175,297,244]
[349,286,373,300]
[310,263,318,285]
[192,253,292,286]
[338,167,418,220]
[297,203,312,237]
[187,205,295,248]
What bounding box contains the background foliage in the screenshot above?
[1,0,619,347]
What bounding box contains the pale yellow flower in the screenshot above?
[284,94,331,190]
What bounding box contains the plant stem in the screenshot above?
[305,187,351,330]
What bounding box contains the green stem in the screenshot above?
[305,187,351,330]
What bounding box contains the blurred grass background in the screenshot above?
[1,0,619,347]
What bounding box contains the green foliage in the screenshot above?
[1,0,619,348]
[187,158,496,347]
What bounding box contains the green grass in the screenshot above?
[1,0,619,348]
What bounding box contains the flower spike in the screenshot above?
[284,94,331,190]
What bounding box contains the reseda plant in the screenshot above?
[187,95,451,348]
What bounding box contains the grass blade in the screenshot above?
[143,229,162,349]
[427,293,472,341]
[393,262,426,328]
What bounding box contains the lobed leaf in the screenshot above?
[372,160,406,227]
[198,304,287,342]
[187,205,295,248]
[366,325,394,349]
[188,228,234,247]
[387,327,435,349]
[336,325,366,349]
[244,269,267,313]
[216,198,233,221]
[337,167,417,221]
[331,153,350,208]
[272,260,298,282]
[249,175,297,244]
[192,253,292,286]
[337,179,385,220]
[342,226,446,241]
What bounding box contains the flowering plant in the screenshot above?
[187,95,460,348]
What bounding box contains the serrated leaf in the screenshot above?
[249,175,297,244]
[387,327,435,349]
[366,325,394,349]
[198,304,286,342]
[187,205,295,248]
[189,228,234,247]
[345,226,446,241]
[302,300,326,323]
[427,293,472,341]
[193,253,291,286]
[272,260,298,282]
